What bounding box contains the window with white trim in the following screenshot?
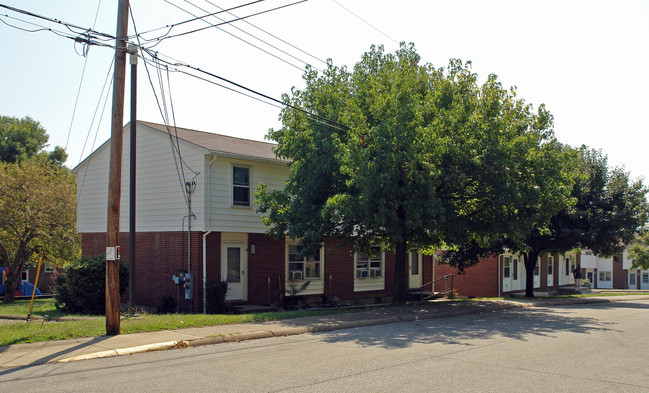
[599,271,611,282]
[44,264,54,273]
[643,273,649,284]
[287,244,321,281]
[232,166,251,206]
[356,247,383,279]
[547,256,553,275]
[503,257,511,278]
[630,272,636,285]
[513,258,518,280]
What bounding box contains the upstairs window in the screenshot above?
[288,244,321,281]
[356,247,383,279]
[232,166,250,206]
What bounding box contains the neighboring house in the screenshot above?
[438,251,580,298]
[622,248,649,290]
[75,121,435,312]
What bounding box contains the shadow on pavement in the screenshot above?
[318,305,617,349]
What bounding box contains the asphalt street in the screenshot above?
[1,300,647,392]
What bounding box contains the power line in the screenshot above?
[204,0,327,67]
[128,0,265,42]
[176,0,323,72]
[330,0,399,46]
[141,47,349,132]
[65,0,104,151]
[0,3,115,40]
[140,0,308,46]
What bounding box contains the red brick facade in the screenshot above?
[79,231,639,311]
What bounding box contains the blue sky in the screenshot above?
[1,0,648,182]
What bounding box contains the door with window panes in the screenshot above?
[502,256,512,292]
[222,244,247,300]
[408,251,422,289]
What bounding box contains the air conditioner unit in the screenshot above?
[289,270,303,281]
[370,268,381,278]
[356,269,369,278]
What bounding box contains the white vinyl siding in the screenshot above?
[76,124,206,233]
[208,157,288,233]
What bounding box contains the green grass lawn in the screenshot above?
[0,299,350,346]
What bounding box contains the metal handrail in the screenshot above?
[415,274,454,300]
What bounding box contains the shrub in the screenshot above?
[205,280,228,314]
[54,255,128,315]
[158,294,178,314]
[446,288,458,299]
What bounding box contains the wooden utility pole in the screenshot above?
[128,45,137,313]
[106,0,130,336]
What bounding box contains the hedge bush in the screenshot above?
[54,255,128,315]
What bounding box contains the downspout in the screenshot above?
[203,154,217,314]
[498,255,501,297]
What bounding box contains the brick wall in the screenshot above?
[247,234,284,305]
[82,231,203,312]
[434,255,499,298]
[323,238,355,302]
[613,253,627,289]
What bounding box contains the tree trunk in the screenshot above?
[393,240,408,303]
[2,274,18,304]
[523,251,539,298]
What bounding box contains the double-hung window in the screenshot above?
[643,273,649,284]
[599,271,611,282]
[547,256,553,275]
[288,245,321,281]
[232,166,250,206]
[356,247,382,278]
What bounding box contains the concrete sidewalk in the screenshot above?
[2,295,648,369]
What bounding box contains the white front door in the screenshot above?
[409,251,422,289]
[222,244,247,301]
[502,256,512,292]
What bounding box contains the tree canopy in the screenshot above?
[445,145,649,297]
[0,157,79,303]
[629,231,649,270]
[0,115,67,165]
[258,44,570,302]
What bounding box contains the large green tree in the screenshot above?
[258,44,570,302]
[0,157,79,303]
[445,146,649,297]
[629,231,649,270]
[0,115,67,165]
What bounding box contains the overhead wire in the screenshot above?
[203,0,327,67]
[65,0,104,151]
[77,56,115,203]
[0,3,115,40]
[141,47,349,132]
[127,0,264,42]
[140,0,307,47]
[330,0,399,46]
[175,0,321,73]
[130,6,196,207]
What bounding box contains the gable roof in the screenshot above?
[139,121,284,162]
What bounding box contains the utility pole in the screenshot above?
[106,0,129,336]
[128,44,137,313]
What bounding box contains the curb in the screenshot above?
[50,295,649,364]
